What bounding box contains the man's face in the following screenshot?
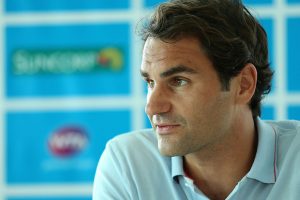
[141,37,238,156]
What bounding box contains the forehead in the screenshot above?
[143,37,202,58]
[141,37,212,72]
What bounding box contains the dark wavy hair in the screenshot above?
[139,0,273,117]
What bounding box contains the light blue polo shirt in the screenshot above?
[93,119,300,200]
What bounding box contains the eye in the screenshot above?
[170,77,188,87]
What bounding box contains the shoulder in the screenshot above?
[110,128,157,143]
[101,129,171,181]
[266,120,300,170]
[94,130,162,199]
[267,120,300,134]
[103,129,167,165]
[266,120,300,144]
[264,120,300,198]
[107,129,158,152]
[94,130,183,200]
[258,119,300,154]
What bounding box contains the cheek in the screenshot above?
[183,91,216,114]
[184,93,232,126]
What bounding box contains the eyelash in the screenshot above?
[144,77,188,89]
[170,77,188,87]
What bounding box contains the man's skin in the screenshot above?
[140,36,258,199]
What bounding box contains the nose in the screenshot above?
[145,85,171,116]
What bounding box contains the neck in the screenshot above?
[183,113,257,200]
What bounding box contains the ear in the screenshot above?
[235,63,257,105]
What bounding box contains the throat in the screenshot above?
[183,125,258,199]
[184,163,241,200]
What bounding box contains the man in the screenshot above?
[93,0,300,199]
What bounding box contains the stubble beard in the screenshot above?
[156,129,200,157]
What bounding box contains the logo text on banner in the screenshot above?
[12,47,124,75]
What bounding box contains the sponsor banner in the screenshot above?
[5,23,130,97]
[5,0,129,12]
[12,48,124,75]
[6,110,131,183]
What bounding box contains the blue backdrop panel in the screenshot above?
[244,0,273,4]
[144,0,273,8]
[145,113,151,129]
[287,17,300,92]
[259,18,275,93]
[5,23,130,97]
[287,0,300,3]
[261,106,275,120]
[144,0,164,8]
[6,110,131,183]
[288,106,300,120]
[5,0,129,12]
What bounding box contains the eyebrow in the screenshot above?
[160,65,197,78]
[140,65,197,78]
[140,70,149,78]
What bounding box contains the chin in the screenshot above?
[158,146,184,157]
[157,138,187,156]
[159,150,173,156]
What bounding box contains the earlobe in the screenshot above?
[236,63,257,104]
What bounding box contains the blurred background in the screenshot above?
[0,0,300,199]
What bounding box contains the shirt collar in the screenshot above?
[247,118,277,183]
[171,118,277,184]
[171,156,184,183]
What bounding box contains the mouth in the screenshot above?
[155,124,181,135]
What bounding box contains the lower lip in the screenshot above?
[156,125,180,135]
